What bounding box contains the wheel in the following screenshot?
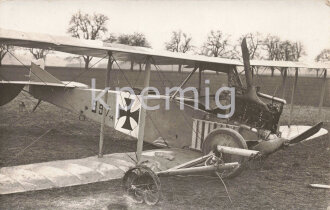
[202,128,248,178]
[123,165,161,205]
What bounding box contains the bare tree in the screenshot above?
[104,33,117,43]
[165,30,193,72]
[117,34,131,45]
[202,30,230,58]
[165,30,192,53]
[291,41,305,61]
[165,31,181,53]
[234,32,264,60]
[314,49,329,76]
[117,33,150,47]
[231,32,265,76]
[129,33,150,48]
[0,44,13,66]
[29,48,50,60]
[263,35,282,76]
[263,35,282,61]
[129,33,151,71]
[263,35,305,76]
[315,49,330,62]
[200,30,231,74]
[264,36,305,61]
[276,40,305,62]
[116,32,151,71]
[67,11,109,69]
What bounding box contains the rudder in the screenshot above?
[29,62,62,84]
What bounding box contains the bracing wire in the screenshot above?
[111,56,169,147]
[216,172,233,203]
[2,51,108,164]
[150,60,205,148]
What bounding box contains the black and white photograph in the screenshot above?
[0,0,329,209]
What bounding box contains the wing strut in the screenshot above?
[318,69,327,121]
[136,56,152,163]
[98,51,113,158]
[288,68,298,126]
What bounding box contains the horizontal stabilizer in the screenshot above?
[0,81,77,88]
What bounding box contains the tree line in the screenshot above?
[0,11,329,74]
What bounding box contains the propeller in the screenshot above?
[252,122,323,156]
[288,122,323,144]
[240,38,269,111]
[240,39,324,156]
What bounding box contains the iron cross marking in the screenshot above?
[118,98,140,131]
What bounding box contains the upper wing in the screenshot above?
[250,59,329,69]
[0,28,329,70]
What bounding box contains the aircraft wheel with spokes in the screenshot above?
[123,165,161,205]
[202,128,248,179]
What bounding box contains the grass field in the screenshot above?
[0,91,329,209]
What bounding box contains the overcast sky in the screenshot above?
[0,0,329,61]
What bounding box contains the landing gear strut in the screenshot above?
[123,143,259,205]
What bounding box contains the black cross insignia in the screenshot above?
[118,98,140,131]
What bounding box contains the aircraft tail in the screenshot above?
[0,62,65,106]
[29,62,62,84]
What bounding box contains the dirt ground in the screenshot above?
[0,92,329,209]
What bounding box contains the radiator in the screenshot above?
[190,119,240,151]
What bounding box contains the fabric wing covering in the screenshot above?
[0,28,329,72]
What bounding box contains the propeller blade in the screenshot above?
[240,38,269,110]
[241,38,254,89]
[289,122,323,144]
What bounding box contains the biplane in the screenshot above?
[0,28,328,205]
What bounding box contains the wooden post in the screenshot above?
[198,67,202,96]
[281,68,287,99]
[98,51,112,158]
[271,67,275,77]
[288,68,298,127]
[318,69,327,121]
[136,56,151,163]
[178,64,182,73]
